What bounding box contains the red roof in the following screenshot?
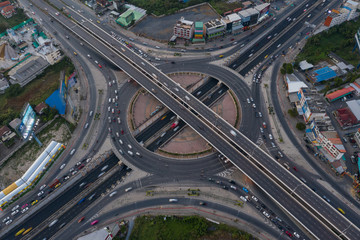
[324,16,332,27]
[35,102,48,113]
[0,1,10,8]
[0,125,11,136]
[2,5,14,13]
[326,86,355,102]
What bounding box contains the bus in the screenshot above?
[15,228,25,236]
[49,179,60,188]
[22,227,32,235]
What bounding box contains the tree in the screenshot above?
[296,122,306,131]
[5,84,23,98]
[288,108,299,117]
[286,63,293,74]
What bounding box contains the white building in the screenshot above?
[173,17,194,40]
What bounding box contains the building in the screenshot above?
[192,22,205,43]
[354,128,360,147]
[116,10,135,27]
[325,86,357,102]
[45,49,62,65]
[173,17,194,40]
[309,66,337,83]
[205,19,226,39]
[0,125,16,143]
[0,76,9,94]
[1,5,15,18]
[325,0,360,28]
[299,60,314,71]
[297,88,329,124]
[285,74,308,103]
[238,8,259,26]
[9,118,21,131]
[306,121,346,174]
[35,102,48,115]
[334,100,360,128]
[8,56,49,87]
[224,13,243,34]
[0,1,10,9]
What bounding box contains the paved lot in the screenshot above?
[132,4,220,41]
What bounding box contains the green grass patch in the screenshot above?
[0,8,28,33]
[0,57,74,126]
[296,19,360,66]
[130,215,256,240]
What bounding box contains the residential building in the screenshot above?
[285,74,308,103]
[174,17,194,40]
[308,66,337,83]
[205,19,226,39]
[0,125,16,143]
[299,60,314,71]
[0,76,9,94]
[0,1,10,9]
[35,102,48,115]
[354,128,360,147]
[1,5,15,18]
[9,118,21,131]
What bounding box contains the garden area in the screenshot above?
[296,18,360,66]
[130,215,256,240]
[0,8,28,33]
[127,0,242,16]
[0,56,74,126]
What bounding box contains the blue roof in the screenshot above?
[314,66,336,82]
[45,90,66,115]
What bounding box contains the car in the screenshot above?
[240,196,247,202]
[78,164,85,170]
[249,53,253,57]
[262,122,267,128]
[252,103,256,108]
[72,170,78,175]
[89,111,93,117]
[247,98,250,103]
[98,64,102,68]
[337,208,345,215]
[118,149,124,155]
[31,200,38,205]
[21,203,28,209]
[5,219,12,225]
[251,196,258,202]
[101,165,109,171]
[108,127,112,133]
[73,52,77,56]
[21,207,29,213]
[109,191,117,197]
[91,220,99,225]
[55,12,59,16]
[268,134,273,140]
[11,209,19,216]
[118,118,121,124]
[37,191,44,197]
[260,127,264,133]
[98,172,105,178]
[60,163,66,170]
[155,46,160,49]
[262,211,270,218]
[219,55,224,58]
[121,130,124,135]
[293,166,298,171]
[285,231,292,237]
[76,161,82,167]
[70,149,76,155]
[293,232,300,238]
[84,123,89,129]
[300,177,306,183]
[78,216,85,223]
[308,14,311,18]
[242,187,249,193]
[64,175,70,181]
[278,151,283,158]
[12,205,19,211]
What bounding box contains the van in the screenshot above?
[109,191,117,197]
[70,149,76,155]
[169,199,178,202]
[125,187,133,192]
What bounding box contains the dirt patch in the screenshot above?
[0,119,71,189]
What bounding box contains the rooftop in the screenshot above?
[325,86,355,102]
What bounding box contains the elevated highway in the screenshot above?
[33,0,360,239]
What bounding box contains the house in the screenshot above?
[35,102,48,115]
[0,125,16,143]
[1,5,15,18]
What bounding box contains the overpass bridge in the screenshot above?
[38,1,360,239]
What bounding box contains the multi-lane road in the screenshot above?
[2,0,359,239]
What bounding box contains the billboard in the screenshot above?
[18,103,36,140]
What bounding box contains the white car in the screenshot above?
[117,118,121,124]
[5,219,12,225]
[21,207,29,213]
[12,205,19,212]
[60,163,66,170]
[240,196,247,202]
[125,187,132,192]
[269,134,273,140]
[40,184,46,191]
[251,195,258,202]
[37,191,44,197]
[76,161,82,166]
[108,98,111,103]
[11,210,19,216]
[2,216,9,223]
[118,149,124,155]
[98,172,105,178]
[127,144,132,149]
[101,165,108,171]
[118,139,123,145]
[262,211,270,218]
[109,191,117,197]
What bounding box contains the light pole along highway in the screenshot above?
[40,1,360,239]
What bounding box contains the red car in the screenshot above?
[98,64,102,68]
[121,130,124,135]
[78,164,85,170]
[293,166,298,171]
[91,220,98,225]
[285,231,292,237]
[117,110,120,114]
[78,216,85,223]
